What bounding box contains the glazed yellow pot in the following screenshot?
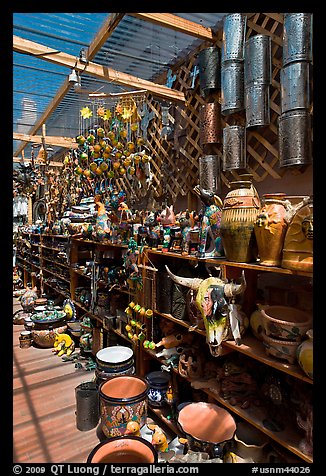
[296,329,313,379]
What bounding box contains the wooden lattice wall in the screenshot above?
[114,13,312,208]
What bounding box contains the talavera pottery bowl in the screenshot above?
[262,331,300,364]
[260,305,312,341]
[96,346,134,373]
[87,435,158,463]
[177,402,236,458]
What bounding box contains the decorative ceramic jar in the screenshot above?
[261,332,300,364]
[95,346,135,386]
[282,198,313,272]
[145,370,170,408]
[99,375,149,438]
[87,436,158,464]
[177,402,236,459]
[220,179,261,262]
[260,305,312,341]
[254,193,292,267]
[30,310,67,348]
[249,303,269,340]
[19,330,33,348]
[296,329,313,379]
[224,421,269,463]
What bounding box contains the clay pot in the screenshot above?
[96,346,134,374]
[19,330,33,348]
[220,180,261,262]
[87,436,158,463]
[260,305,312,341]
[177,402,236,459]
[282,198,313,272]
[99,375,149,438]
[249,303,268,340]
[224,421,269,463]
[254,193,291,267]
[261,331,300,364]
[296,329,313,379]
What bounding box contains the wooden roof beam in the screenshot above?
[13,132,77,149]
[129,13,217,42]
[13,35,186,104]
[14,13,125,157]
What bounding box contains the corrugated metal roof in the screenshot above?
[13,13,227,160]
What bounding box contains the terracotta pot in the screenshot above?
[254,193,290,267]
[177,402,236,459]
[32,324,67,348]
[296,329,313,379]
[220,180,261,262]
[282,198,313,272]
[99,375,149,438]
[87,436,158,463]
[224,421,269,463]
[260,305,312,341]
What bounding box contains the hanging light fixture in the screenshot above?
[68,68,78,83]
[73,72,82,91]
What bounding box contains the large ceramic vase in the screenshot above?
[99,375,149,438]
[87,436,158,463]
[224,421,269,463]
[254,193,290,267]
[296,329,313,380]
[177,402,236,459]
[282,198,313,272]
[220,179,261,262]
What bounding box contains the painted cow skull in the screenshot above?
[165,266,247,356]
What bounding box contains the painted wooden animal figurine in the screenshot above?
[94,196,111,241]
[148,424,169,452]
[193,185,224,258]
[157,205,176,252]
[124,420,141,437]
[165,266,247,356]
[52,332,75,357]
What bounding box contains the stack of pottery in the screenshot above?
[220,177,261,262]
[260,305,312,364]
[30,309,67,348]
[95,346,135,386]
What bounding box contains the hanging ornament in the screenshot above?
[103,109,112,121]
[80,106,93,119]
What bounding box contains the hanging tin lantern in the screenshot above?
[198,46,221,97]
[280,61,310,113]
[221,13,247,64]
[283,13,313,66]
[199,154,220,194]
[222,125,246,171]
[221,62,245,115]
[244,34,272,86]
[278,110,312,167]
[245,83,270,128]
[199,101,222,145]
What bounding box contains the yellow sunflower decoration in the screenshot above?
[80,106,93,119]
[103,109,112,121]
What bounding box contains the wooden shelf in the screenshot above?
[143,347,312,463]
[154,310,206,336]
[146,249,313,278]
[42,267,70,283]
[42,256,70,269]
[43,281,70,298]
[148,407,183,437]
[222,335,312,384]
[41,245,61,252]
[72,238,128,248]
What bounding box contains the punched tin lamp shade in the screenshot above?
[245,83,270,128]
[278,110,312,168]
[221,62,244,115]
[222,126,247,171]
[199,155,220,194]
[198,46,221,97]
[221,13,247,63]
[283,13,313,66]
[280,61,310,113]
[200,102,222,145]
[244,34,272,86]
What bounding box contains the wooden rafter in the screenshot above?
[13,132,77,149]
[14,13,125,158]
[129,13,217,42]
[13,35,186,101]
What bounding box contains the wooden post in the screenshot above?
[27,195,33,224]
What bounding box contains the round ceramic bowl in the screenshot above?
[260,305,312,341]
[87,436,157,463]
[262,331,300,364]
[96,346,134,373]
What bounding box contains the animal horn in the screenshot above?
[165,265,203,290]
[224,270,246,297]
